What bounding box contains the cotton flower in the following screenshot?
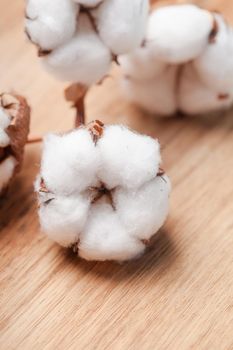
[25,0,149,86]
[36,121,171,262]
[121,4,233,116]
[0,93,30,196]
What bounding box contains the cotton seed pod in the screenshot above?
[146,4,214,64]
[42,13,112,85]
[36,121,171,262]
[122,66,178,116]
[194,14,233,92]
[25,0,79,52]
[0,94,30,195]
[92,0,149,55]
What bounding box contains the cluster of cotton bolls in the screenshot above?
[35,121,171,262]
[25,0,173,262]
[0,94,30,196]
[121,4,233,116]
[25,0,149,86]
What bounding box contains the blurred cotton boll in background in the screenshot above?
[121,3,233,117]
[25,0,149,87]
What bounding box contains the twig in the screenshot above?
[65,83,88,127]
[26,136,43,144]
[74,94,86,127]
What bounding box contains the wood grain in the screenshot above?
[0,1,233,349]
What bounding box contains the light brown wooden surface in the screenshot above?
[0,1,233,349]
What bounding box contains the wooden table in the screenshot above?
[0,1,233,349]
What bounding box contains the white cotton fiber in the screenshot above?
[39,194,90,247]
[97,125,161,189]
[0,130,10,148]
[0,107,11,129]
[122,66,178,116]
[119,49,167,81]
[194,14,233,92]
[25,0,78,50]
[147,4,213,64]
[42,14,112,85]
[41,128,100,195]
[0,156,17,193]
[74,0,104,7]
[178,63,233,115]
[114,175,171,241]
[0,107,11,147]
[92,0,149,55]
[79,201,145,261]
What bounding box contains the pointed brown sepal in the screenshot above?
[87,120,104,144]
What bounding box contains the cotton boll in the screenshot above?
[42,13,111,86]
[39,194,90,247]
[120,6,233,116]
[194,14,233,92]
[97,125,161,190]
[119,49,167,81]
[41,128,100,195]
[79,202,145,261]
[36,122,170,262]
[122,66,178,116]
[178,63,233,115]
[93,0,149,55]
[147,4,213,64]
[0,156,17,193]
[114,175,171,241]
[25,0,78,50]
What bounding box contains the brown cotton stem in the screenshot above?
[65,83,88,127]
[74,94,86,127]
[26,136,43,144]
